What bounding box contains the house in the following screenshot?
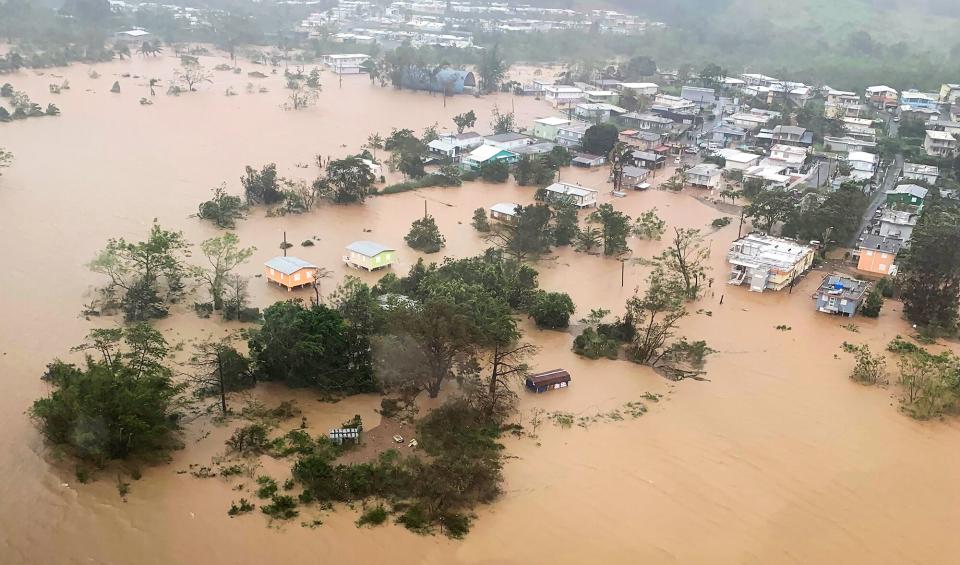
[328,427,361,445]
[824,87,860,106]
[621,165,650,187]
[940,84,960,105]
[741,73,780,88]
[115,29,150,41]
[717,148,762,171]
[879,207,920,242]
[429,132,483,161]
[900,89,940,111]
[704,124,748,147]
[344,241,395,271]
[681,86,716,106]
[727,234,815,292]
[824,136,877,153]
[887,184,928,208]
[400,68,476,94]
[619,82,658,96]
[924,130,958,157]
[843,123,878,144]
[743,166,792,189]
[542,85,585,106]
[621,130,662,150]
[815,274,870,317]
[484,132,534,150]
[770,125,813,147]
[856,234,902,276]
[572,153,606,168]
[489,202,520,223]
[846,151,878,181]
[542,182,598,208]
[686,163,722,190]
[525,369,571,393]
[322,53,369,74]
[632,150,666,170]
[585,90,620,104]
[574,103,627,123]
[555,122,589,148]
[620,112,673,131]
[514,142,557,157]
[865,85,898,108]
[652,93,697,113]
[264,256,321,291]
[462,145,520,170]
[726,109,781,131]
[532,117,570,141]
[762,144,808,172]
[532,78,555,94]
[902,162,939,185]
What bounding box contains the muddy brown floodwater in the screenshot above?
[2,53,960,565]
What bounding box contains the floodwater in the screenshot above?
[2,54,960,564]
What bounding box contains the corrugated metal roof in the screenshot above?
[346,240,393,257]
[264,256,318,275]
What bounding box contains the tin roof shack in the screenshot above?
[328,427,361,446]
[886,184,928,208]
[526,369,571,393]
[264,256,320,291]
[542,182,598,208]
[489,202,520,223]
[572,153,606,168]
[727,234,815,292]
[344,241,395,271]
[902,163,939,185]
[815,274,870,317]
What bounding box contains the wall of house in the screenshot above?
[265,267,315,289]
[857,249,895,275]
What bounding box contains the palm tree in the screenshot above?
[366,133,384,162]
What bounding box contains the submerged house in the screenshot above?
[489,202,520,223]
[462,145,519,170]
[727,234,815,292]
[400,67,476,94]
[542,182,598,208]
[344,241,395,271]
[815,274,870,317]
[525,369,571,393]
[856,234,902,276]
[264,256,320,291]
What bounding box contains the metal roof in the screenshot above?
[346,240,393,257]
[490,202,520,216]
[264,256,318,275]
[858,234,903,254]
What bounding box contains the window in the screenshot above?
[879,264,886,272]
[865,250,874,256]
[306,271,313,279]
[270,269,275,275]
[294,274,301,282]
[880,253,888,259]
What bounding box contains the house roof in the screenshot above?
[818,274,870,302]
[773,125,806,136]
[346,241,394,257]
[903,163,939,176]
[572,154,604,164]
[620,82,658,89]
[265,256,318,275]
[889,184,929,199]
[467,144,516,162]
[622,165,649,177]
[622,112,672,124]
[485,132,530,143]
[847,151,877,164]
[926,130,957,141]
[490,202,520,216]
[428,139,456,152]
[688,163,721,176]
[717,148,761,163]
[632,150,663,161]
[544,182,598,198]
[858,234,903,254]
[866,85,897,94]
[513,142,556,155]
[577,102,627,113]
[118,29,150,37]
[534,116,570,126]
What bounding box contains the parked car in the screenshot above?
[683,147,698,155]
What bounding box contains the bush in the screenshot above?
[441,512,471,539]
[396,503,431,534]
[860,289,883,318]
[228,498,255,516]
[711,216,731,228]
[529,291,576,329]
[261,495,299,520]
[225,424,269,456]
[405,215,445,253]
[471,208,491,232]
[301,239,315,247]
[573,327,621,360]
[255,476,278,499]
[356,504,389,527]
[480,160,510,183]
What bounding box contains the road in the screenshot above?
[848,153,903,246]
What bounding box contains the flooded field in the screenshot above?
[2,54,960,564]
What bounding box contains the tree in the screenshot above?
[173,63,212,92]
[633,208,665,240]
[899,202,960,331]
[192,233,255,312]
[472,208,491,232]
[286,84,318,110]
[279,178,320,214]
[477,44,507,93]
[608,143,632,191]
[453,110,477,134]
[576,226,602,253]
[513,155,555,186]
[405,215,445,253]
[581,123,619,155]
[744,190,798,234]
[490,106,515,134]
[88,222,188,321]
[588,204,631,256]
[190,340,254,416]
[896,350,959,419]
[242,163,284,205]
[699,63,724,89]
[529,291,575,329]
[481,160,510,183]
[324,157,375,203]
[486,204,553,261]
[625,268,688,367]
[860,288,884,318]
[551,199,580,246]
[31,327,183,465]
[844,343,887,385]
[248,301,375,392]
[198,183,245,228]
[0,147,12,175]
[653,228,712,300]
[624,55,657,79]
[365,133,384,162]
[547,145,572,168]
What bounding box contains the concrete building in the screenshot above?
[924,130,958,158]
[846,151,878,181]
[886,184,928,208]
[717,148,762,171]
[902,162,939,185]
[556,123,589,148]
[322,53,369,74]
[686,163,722,190]
[815,274,870,317]
[879,207,920,243]
[531,117,571,141]
[727,234,815,292]
[541,182,598,208]
[856,234,902,276]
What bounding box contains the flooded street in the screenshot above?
[2,55,960,564]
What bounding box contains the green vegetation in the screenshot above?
[198,184,245,228]
[405,215,446,253]
[588,204,631,257]
[860,289,884,318]
[471,208,491,232]
[529,291,576,329]
[581,124,619,156]
[481,160,510,183]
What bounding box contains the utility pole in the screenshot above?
[283,231,288,256]
[737,210,746,238]
[621,259,626,287]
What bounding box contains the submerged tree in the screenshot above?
[625,269,689,367]
[490,106,515,134]
[453,110,477,133]
[189,339,254,416]
[471,208,491,232]
[485,204,553,261]
[198,183,245,228]
[242,163,284,205]
[192,233,255,312]
[652,228,712,300]
[405,215,446,253]
[588,204,631,257]
[323,156,375,204]
[0,147,12,175]
[899,202,960,331]
[633,208,665,240]
[477,44,507,93]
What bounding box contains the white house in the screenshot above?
[726,109,781,131]
[762,144,807,173]
[686,163,722,190]
[541,182,598,208]
[924,130,958,158]
[555,123,589,148]
[489,202,520,223]
[323,53,369,74]
[717,148,762,171]
[542,85,584,106]
[902,162,939,185]
[484,132,534,150]
[619,82,659,96]
[846,151,878,181]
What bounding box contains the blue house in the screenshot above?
[400,67,477,94]
[815,274,870,317]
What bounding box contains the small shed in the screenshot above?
[490,202,520,223]
[526,369,571,393]
[344,241,395,271]
[264,256,320,291]
[572,153,606,168]
[328,428,361,445]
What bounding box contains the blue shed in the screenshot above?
[401,67,476,94]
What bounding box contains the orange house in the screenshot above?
[856,235,902,277]
[264,256,320,291]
